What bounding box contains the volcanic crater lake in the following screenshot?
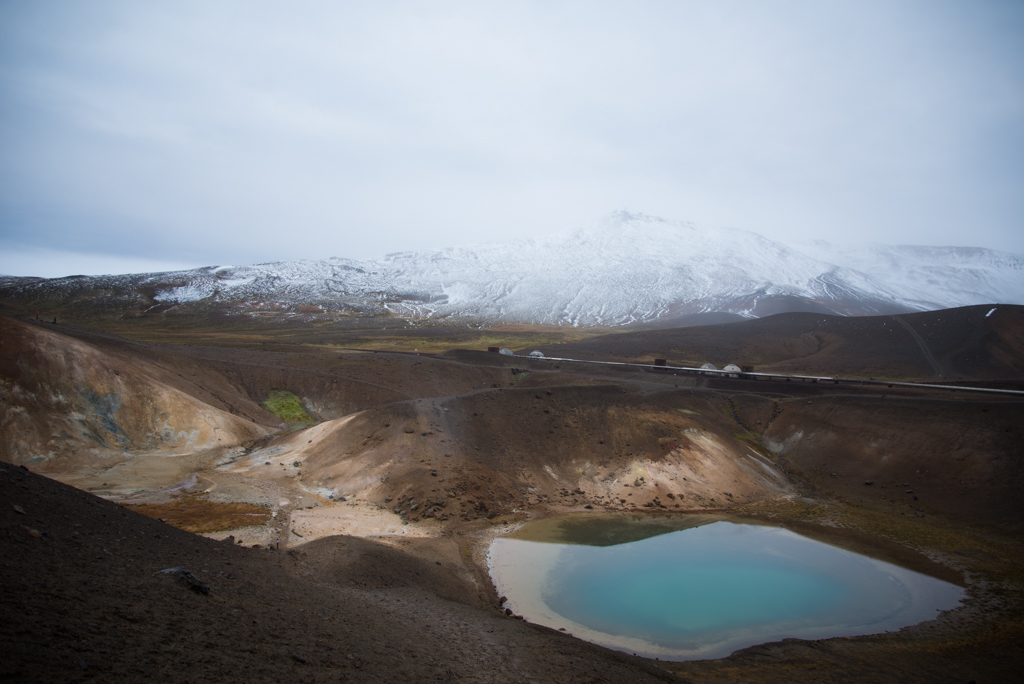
[488,515,964,660]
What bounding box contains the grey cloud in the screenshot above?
[1,0,1022,278]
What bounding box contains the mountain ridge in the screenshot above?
[2,212,1021,326]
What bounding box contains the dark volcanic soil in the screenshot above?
[1,464,678,683]
[531,305,1024,382]
[762,394,1024,530]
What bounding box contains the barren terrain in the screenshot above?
[2,307,1023,682]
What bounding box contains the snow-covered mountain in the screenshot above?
[3,212,1022,326]
[793,241,1024,312]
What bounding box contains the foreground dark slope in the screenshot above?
[532,305,1024,382]
[0,465,678,683]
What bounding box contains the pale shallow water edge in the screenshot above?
[488,520,965,661]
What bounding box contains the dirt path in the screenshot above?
[893,315,944,379]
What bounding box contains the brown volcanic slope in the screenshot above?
[281,384,793,518]
[0,315,271,473]
[1,315,794,515]
[0,315,514,472]
[3,309,1024,682]
[760,393,1024,530]
[3,307,1023,530]
[0,465,679,684]
[530,304,1024,382]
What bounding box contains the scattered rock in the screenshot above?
[864,481,874,485]
[290,653,307,664]
[157,567,210,595]
[12,504,25,514]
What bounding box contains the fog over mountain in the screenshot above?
[2,213,1021,327]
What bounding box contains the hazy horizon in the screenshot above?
[3,209,1024,280]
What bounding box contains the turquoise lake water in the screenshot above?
[488,516,964,660]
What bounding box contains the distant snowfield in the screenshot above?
[3,213,1022,326]
[793,240,1024,316]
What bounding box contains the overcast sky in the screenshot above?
[1,0,1022,278]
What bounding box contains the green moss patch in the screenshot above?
[262,389,314,423]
